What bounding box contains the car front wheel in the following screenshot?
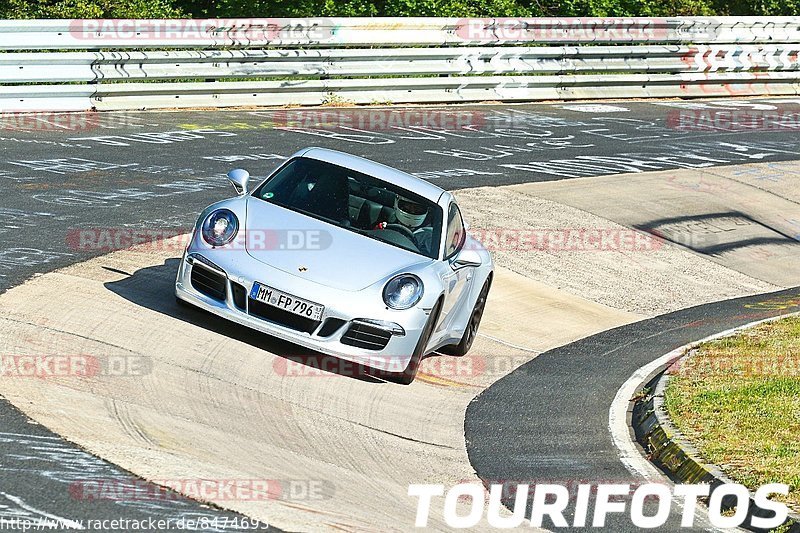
[382,300,442,385]
[442,276,491,357]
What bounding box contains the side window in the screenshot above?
[444,203,465,260]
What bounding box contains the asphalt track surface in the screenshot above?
[3,98,800,292]
[466,286,800,531]
[0,396,271,532]
[1,97,799,530]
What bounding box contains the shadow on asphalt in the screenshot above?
[103,257,388,384]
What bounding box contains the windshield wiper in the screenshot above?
[348,226,428,257]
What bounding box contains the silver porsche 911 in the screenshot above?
[175,147,493,384]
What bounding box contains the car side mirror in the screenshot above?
[450,247,482,269]
[227,168,250,196]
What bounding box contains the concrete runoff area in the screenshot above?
[0,236,636,531]
[454,186,776,315]
[1,161,799,530]
[476,268,640,357]
[520,160,800,288]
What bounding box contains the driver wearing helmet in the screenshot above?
[374,194,433,255]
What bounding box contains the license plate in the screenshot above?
[250,282,324,321]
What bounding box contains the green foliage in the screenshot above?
[707,0,800,15]
[1,0,183,18]
[173,0,533,17]
[551,0,715,16]
[664,317,800,513]
[0,0,795,22]
[380,0,533,16]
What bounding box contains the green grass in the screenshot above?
[664,316,800,512]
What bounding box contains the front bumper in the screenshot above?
[175,251,429,373]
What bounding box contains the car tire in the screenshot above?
[441,276,491,357]
[383,300,442,385]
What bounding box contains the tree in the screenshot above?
[1,0,183,18]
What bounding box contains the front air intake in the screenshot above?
[190,263,226,301]
[340,322,392,351]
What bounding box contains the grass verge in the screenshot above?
[664,316,800,512]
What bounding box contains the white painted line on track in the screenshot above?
[477,332,541,353]
[1,492,84,530]
[558,104,630,113]
[0,431,61,441]
[608,311,800,532]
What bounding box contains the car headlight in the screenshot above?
[383,274,424,310]
[201,209,238,247]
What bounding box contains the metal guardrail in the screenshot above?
[3,18,800,48]
[1,17,799,111]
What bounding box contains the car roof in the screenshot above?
[296,147,446,203]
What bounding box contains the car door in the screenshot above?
[434,202,471,338]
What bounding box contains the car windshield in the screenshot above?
[252,157,442,259]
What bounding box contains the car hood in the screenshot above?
[244,197,433,291]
